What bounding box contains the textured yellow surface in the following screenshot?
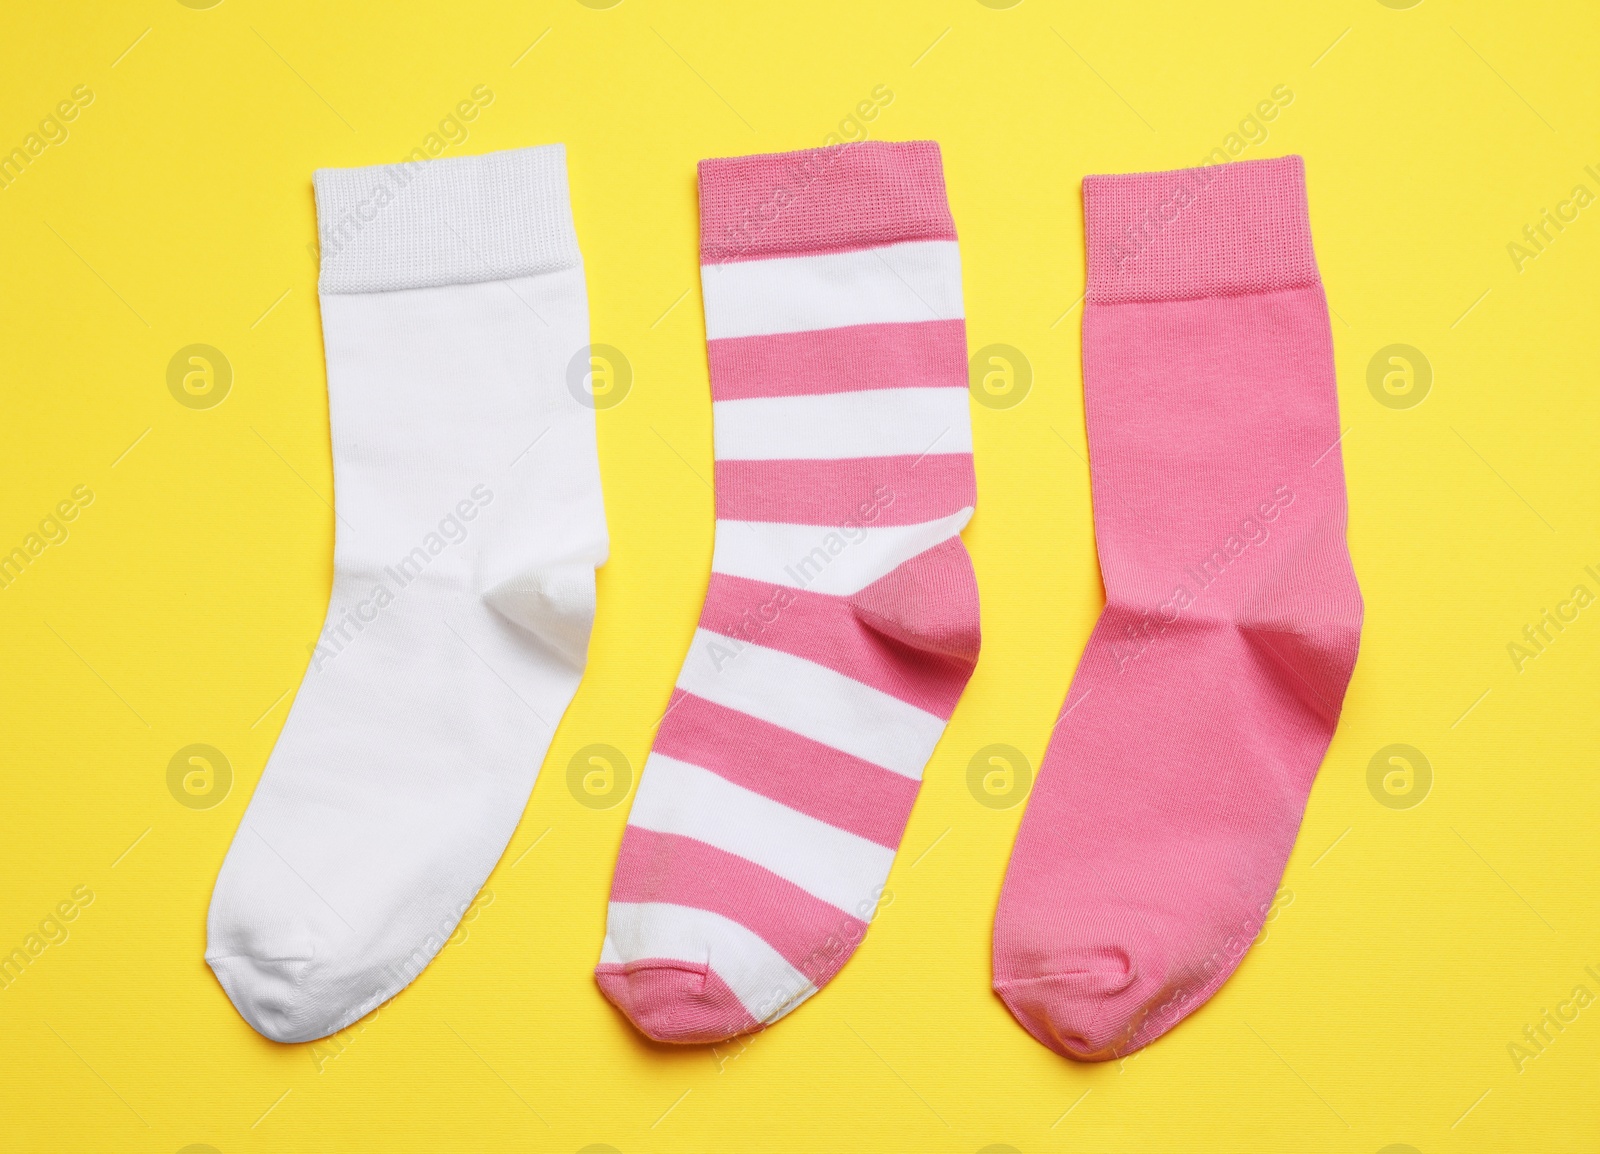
[2,1,1597,1150]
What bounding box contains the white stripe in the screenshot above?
[677,629,945,779]
[711,508,972,596]
[629,754,896,912]
[701,240,964,340]
[603,902,817,1024]
[713,387,972,461]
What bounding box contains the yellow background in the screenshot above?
[2,0,1596,1150]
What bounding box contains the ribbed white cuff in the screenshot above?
[312,144,581,294]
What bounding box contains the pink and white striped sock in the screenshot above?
[596,141,980,1043]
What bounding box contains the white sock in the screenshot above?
[206,144,607,1043]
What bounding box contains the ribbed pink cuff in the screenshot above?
[698,140,956,265]
[1083,154,1319,304]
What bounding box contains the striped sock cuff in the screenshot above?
[698,140,957,265]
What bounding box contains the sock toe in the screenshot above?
[596,961,760,1045]
[994,943,1166,1061]
[207,952,315,1043]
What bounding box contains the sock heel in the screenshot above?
[1234,517,1364,721]
[849,536,981,665]
[482,561,598,667]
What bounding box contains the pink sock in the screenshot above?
[596,141,980,1043]
[993,155,1363,1060]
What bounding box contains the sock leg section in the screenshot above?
[597,141,980,1043]
[993,155,1362,1060]
[206,145,607,1043]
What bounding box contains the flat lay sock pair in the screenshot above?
[206,142,1361,1062]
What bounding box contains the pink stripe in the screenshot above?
[595,959,760,1044]
[612,826,867,987]
[655,690,918,848]
[698,573,971,718]
[699,140,956,265]
[714,454,973,528]
[707,319,968,401]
